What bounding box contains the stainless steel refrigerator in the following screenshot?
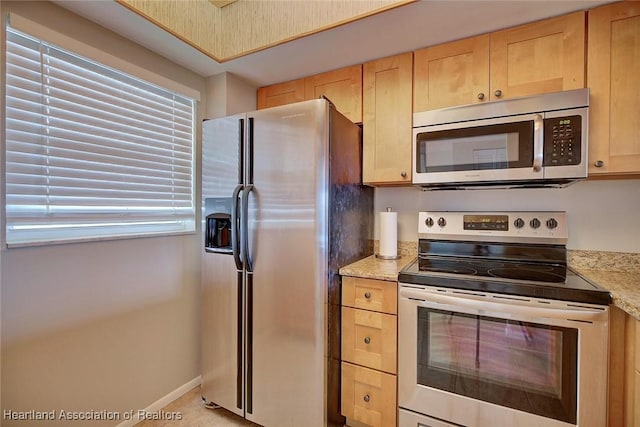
[201,98,373,427]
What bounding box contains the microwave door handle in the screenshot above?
[533,113,544,172]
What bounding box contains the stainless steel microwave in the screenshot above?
[412,88,589,189]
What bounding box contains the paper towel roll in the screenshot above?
[378,208,398,259]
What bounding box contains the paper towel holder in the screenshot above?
[375,207,400,260]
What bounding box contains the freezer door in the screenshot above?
[245,100,329,427]
[202,114,244,200]
[201,114,245,415]
[201,254,244,416]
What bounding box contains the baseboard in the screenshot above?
[114,376,201,427]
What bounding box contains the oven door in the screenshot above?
[412,113,543,186]
[398,284,609,427]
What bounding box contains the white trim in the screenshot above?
[6,12,201,101]
[114,376,202,427]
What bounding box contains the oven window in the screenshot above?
[417,308,577,424]
[416,121,534,173]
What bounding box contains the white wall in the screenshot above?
[205,72,257,119]
[1,2,207,425]
[375,179,640,253]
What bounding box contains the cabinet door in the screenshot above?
[414,34,490,111]
[341,362,397,427]
[362,52,413,185]
[342,307,397,374]
[256,78,305,110]
[588,2,640,176]
[304,65,362,123]
[490,11,586,100]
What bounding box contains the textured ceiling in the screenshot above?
[116,0,412,62]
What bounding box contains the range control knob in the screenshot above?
[530,218,541,229]
[546,218,558,229]
[514,218,525,229]
[425,217,434,227]
[437,217,447,227]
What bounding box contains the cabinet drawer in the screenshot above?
[341,362,397,427]
[342,277,397,314]
[342,307,397,374]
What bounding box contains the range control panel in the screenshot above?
[419,211,568,243]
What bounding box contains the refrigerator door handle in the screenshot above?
[247,117,254,185]
[231,184,243,270]
[238,118,245,185]
[241,184,254,272]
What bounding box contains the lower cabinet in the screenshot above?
[341,276,397,427]
[608,306,640,427]
[341,362,397,427]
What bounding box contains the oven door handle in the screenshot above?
[400,287,607,322]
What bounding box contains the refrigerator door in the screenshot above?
[201,114,245,416]
[245,100,329,427]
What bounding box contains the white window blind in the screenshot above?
[5,27,195,246]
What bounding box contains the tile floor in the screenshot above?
[134,387,258,427]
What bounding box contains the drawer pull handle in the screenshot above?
[364,336,371,344]
[363,394,371,403]
[364,292,371,299]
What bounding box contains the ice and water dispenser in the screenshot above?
[204,197,232,253]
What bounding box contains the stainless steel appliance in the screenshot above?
[201,99,373,427]
[398,211,611,427]
[412,89,589,189]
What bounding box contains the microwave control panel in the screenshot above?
[543,115,582,166]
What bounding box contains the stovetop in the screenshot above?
[399,211,612,306]
[399,257,611,305]
[418,256,568,283]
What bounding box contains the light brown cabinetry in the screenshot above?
[413,11,586,111]
[413,35,490,111]
[257,64,362,123]
[608,306,639,427]
[587,2,640,176]
[362,52,413,186]
[341,276,397,427]
[304,65,362,123]
[256,78,305,110]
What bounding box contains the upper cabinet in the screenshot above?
[362,52,413,186]
[414,35,490,111]
[490,11,586,99]
[257,64,362,123]
[414,12,586,111]
[256,78,305,110]
[304,65,362,123]
[587,2,640,176]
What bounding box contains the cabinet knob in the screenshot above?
[494,89,503,97]
[400,171,407,178]
[477,92,485,100]
[364,291,371,299]
[363,394,371,403]
[594,160,605,168]
[364,336,371,344]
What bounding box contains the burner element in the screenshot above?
[419,260,478,275]
[488,268,566,283]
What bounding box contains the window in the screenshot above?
[5,27,195,246]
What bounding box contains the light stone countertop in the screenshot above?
[339,255,414,282]
[340,246,640,321]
